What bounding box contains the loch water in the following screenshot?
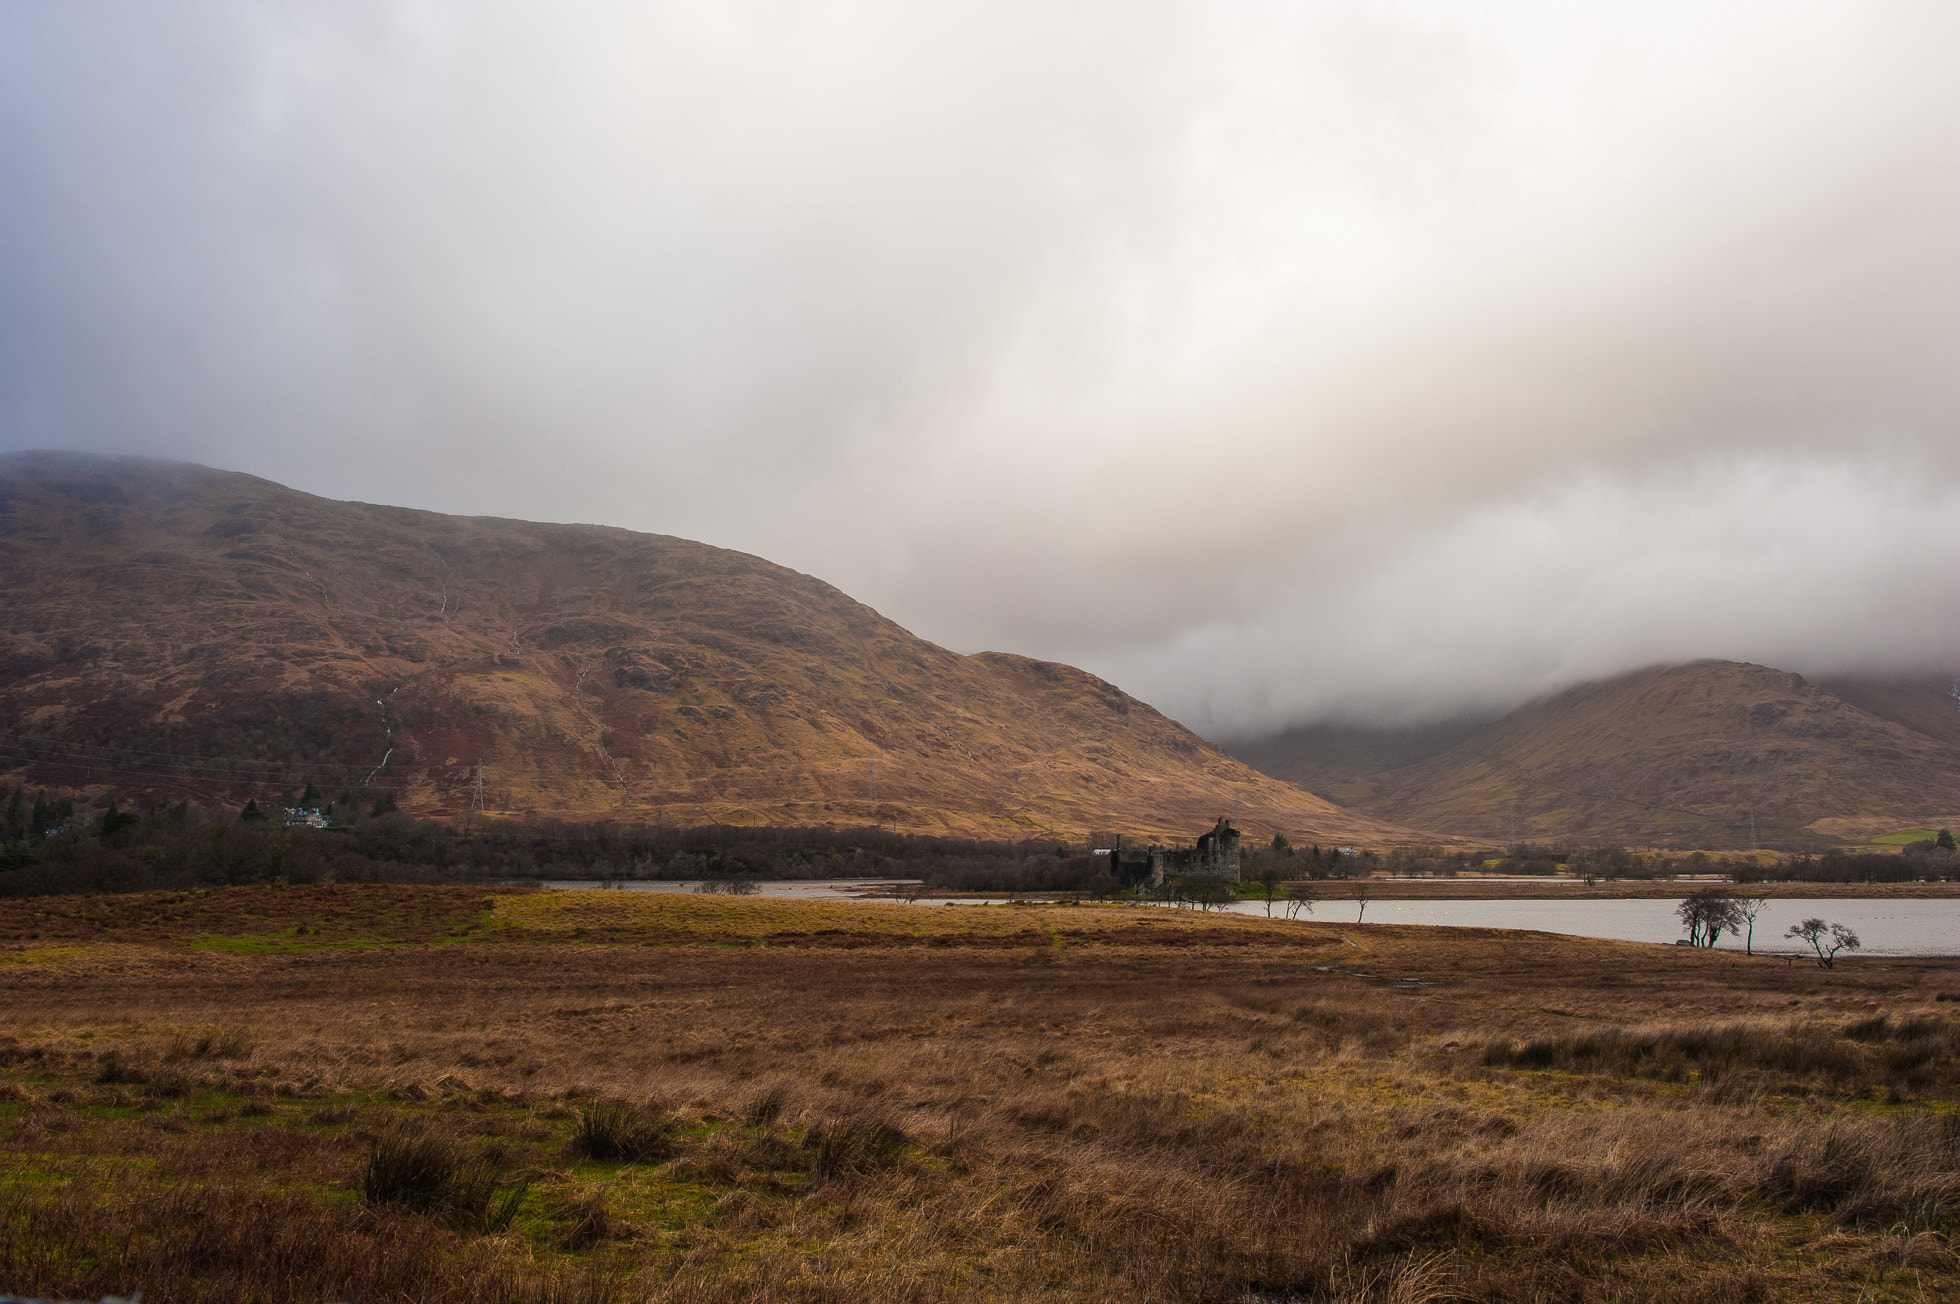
[541,880,1960,957]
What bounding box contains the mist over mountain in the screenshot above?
[1228,660,1960,849]
[5,4,1960,732]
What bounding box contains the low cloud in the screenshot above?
[3,2,1957,733]
[1100,458,1960,735]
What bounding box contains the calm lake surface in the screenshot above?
[1206,897,1960,958]
[540,881,1960,957]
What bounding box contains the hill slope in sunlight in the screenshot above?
[0,452,1414,844]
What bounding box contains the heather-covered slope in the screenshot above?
[1229,661,1960,849]
[0,452,1410,843]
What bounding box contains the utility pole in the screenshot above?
[869,759,878,802]
[471,762,486,814]
[1749,810,1758,851]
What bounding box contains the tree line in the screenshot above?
[2,783,1954,897]
[0,785,1106,897]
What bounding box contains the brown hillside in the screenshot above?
[1229,661,1960,849]
[0,452,1410,844]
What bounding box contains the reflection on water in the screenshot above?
[543,879,907,898]
[538,881,1960,956]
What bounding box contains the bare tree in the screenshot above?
[1186,877,1236,912]
[1352,880,1372,923]
[1284,882,1317,920]
[1256,864,1284,917]
[1733,895,1768,955]
[1787,918,1861,968]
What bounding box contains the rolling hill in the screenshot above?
[0,452,1413,844]
[1227,660,1960,849]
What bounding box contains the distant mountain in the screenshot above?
[1226,660,1960,849]
[1225,714,1498,806]
[0,452,1413,844]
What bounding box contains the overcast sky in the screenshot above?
[4,2,1957,735]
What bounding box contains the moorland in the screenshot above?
[3,885,1958,1303]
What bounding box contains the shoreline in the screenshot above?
[879,878,1960,902]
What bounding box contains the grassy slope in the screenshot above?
[1233,660,1960,849]
[0,452,1408,844]
[2,885,1958,1302]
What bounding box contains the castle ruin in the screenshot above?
[1107,817,1242,891]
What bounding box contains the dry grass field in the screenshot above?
[2,887,1958,1303]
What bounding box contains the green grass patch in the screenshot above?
[1872,829,1940,845]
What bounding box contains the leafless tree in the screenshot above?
[1352,881,1371,923]
[1184,878,1236,912]
[1256,864,1284,917]
[1284,882,1317,920]
[1733,895,1768,955]
[1787,918,1861,968]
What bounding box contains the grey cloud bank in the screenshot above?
[3,2,1956,736]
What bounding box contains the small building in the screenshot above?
[1108,817,1243,891]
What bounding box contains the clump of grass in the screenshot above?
[92,1051,145,1086]
[1481,1021,1883,1085]
[569,1101,672,1163]
[1287,999,1411,1054]
[92,1053,194,1098]
[164,1028,255,1061]
[359,1129,522,1232]
[805,1112,908,1181]
[1845,1012,1949,1043]
[1758,1115,1960,1228]
[551,1189,616,1250]
[741,1084,788,1128]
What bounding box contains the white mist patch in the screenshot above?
[1094,458,1960,734]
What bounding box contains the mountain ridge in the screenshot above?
[1227,659,1960,849]
[0,451,1415,845]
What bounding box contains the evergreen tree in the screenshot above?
[29,793,71,840]
[240,799,268,822]
[98,801,140,840]
[1939,828,1956,851]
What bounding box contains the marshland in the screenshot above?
[1,885,1957,1302]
